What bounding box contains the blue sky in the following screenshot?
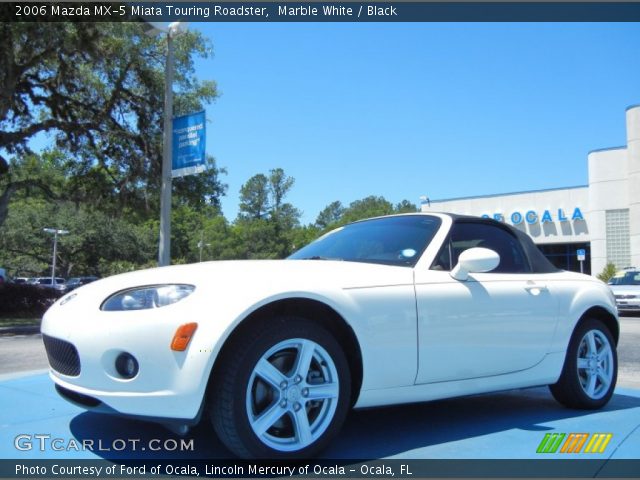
[191,22,640,224]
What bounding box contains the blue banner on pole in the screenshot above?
[172,111,206,178]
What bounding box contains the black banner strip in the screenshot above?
[3,2,640,23]
[3,459,640,478]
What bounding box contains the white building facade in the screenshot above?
[421,105,640,276]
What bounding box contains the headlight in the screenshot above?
[101,285,195,311]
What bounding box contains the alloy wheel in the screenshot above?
[576,329,614,400]
[245,338,340,452]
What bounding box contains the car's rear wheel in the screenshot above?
[210,317,351,458]
[550,318,617,409]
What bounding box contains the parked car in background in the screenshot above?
[12,277,30,284]
[65,276,99,292]
[35,277,66,293]
[608,268,640,314]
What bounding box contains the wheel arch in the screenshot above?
[207,297,364,407]
[578,306,619,345]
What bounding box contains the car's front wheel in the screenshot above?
[210,317,351,458]
[550,318,617,409]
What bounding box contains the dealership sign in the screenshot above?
[172,110,206,178]
[482,207,584,225]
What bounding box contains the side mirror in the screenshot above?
[450,247,500,281]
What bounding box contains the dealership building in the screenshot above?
[421,105,640,276]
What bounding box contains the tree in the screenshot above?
[395,200,418,214]
[0,196,157,277]
[315,201,345,230]
[0,22,220,226]
[290,225,320,252]
[269,168,295,214]
[238,174,270,219]
[597,262,618,283]
[235,168,301,258]
[314,196,419,231]
[232,219,281,259]
[341,196,395,224]
[238,168,300,225]
[196,214,239,261]
[0,150,66,226]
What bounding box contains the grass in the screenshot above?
[0,317,41,328]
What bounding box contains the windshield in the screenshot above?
[609,271,640,286]
[289,215,442,267]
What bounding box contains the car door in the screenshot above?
[414,221,559,384]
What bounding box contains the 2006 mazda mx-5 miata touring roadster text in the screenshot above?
[42,213,619,458]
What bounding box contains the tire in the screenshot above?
[210,316,351,458]
[550,318,617,409]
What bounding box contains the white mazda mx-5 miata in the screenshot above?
[42,213,619,458]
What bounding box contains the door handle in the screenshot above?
[525,283,548,295]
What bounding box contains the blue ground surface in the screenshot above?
[1,372,639,465]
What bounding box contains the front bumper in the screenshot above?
[41,299,217,423]
[52,379,203,430]
[614,298,640,313]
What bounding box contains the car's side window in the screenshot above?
[431,238,453,271]
[431,222,531,273]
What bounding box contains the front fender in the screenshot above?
[550,280,618,353]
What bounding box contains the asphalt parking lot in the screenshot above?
[1,317,639,474]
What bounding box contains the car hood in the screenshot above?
[56,259,414,309]
[609,284,640,296]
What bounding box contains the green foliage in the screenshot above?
[98,260,157,277]
[0,22,226,273]
[597,262,618,283]
[0,195,158,278]
[290,225,321,252]
[234,169,301,259]
[315,201,345,230]
[341,196,395,224]
[1,22,221,226]
[314,196,419,232]
[395,199,419,214]
[195,215,239,261]
[238,174,270,220]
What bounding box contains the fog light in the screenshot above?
[115,353,139,379]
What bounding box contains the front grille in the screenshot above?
[42,335,81,376]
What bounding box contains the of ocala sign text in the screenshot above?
[482,207,584,225]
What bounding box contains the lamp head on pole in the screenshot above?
[419,196,431,208]
[143,21,188,38]
[43,228,69,235]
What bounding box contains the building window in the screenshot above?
[537,243,590,274]
[605,209,630,269]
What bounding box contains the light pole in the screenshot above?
[43,228,69,285]
[197,232,211,262]
[144,21,187,267]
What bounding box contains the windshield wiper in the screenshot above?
[301,256,342,261]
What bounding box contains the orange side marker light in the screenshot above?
[171,322,198,351]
